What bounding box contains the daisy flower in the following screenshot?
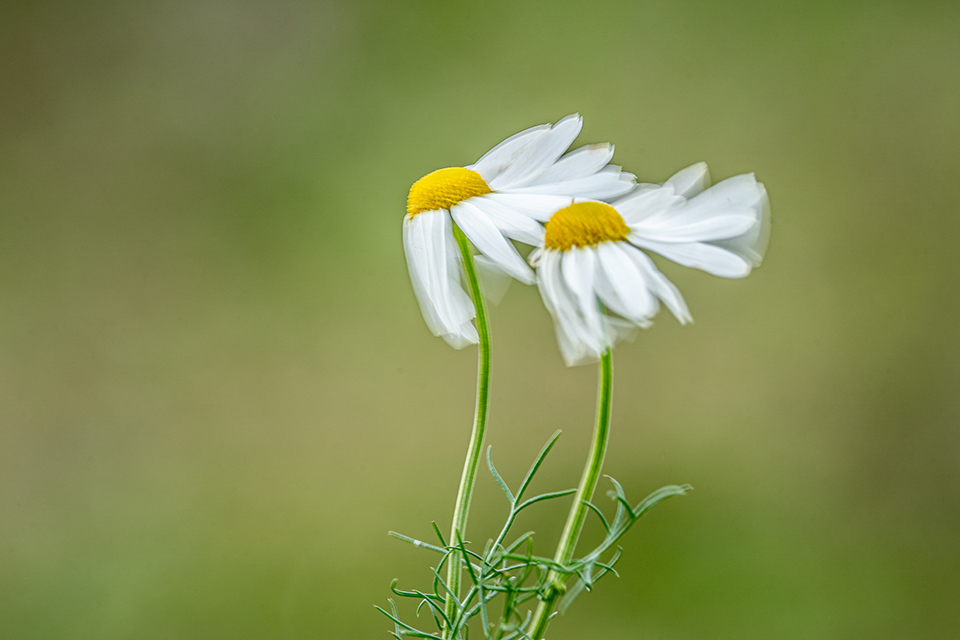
[403,114,636,348]
[530,163,770,365]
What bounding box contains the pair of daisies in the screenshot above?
[403,115,769,366]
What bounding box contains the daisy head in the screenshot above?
[403,114,636,348]
[531,163,770,365]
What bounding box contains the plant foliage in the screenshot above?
[379,431,690,639]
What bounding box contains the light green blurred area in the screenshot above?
[1,1,958,638]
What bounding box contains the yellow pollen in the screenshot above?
[544,201,630,251]
[406,167,493,217]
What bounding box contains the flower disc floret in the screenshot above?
[407,168,493,217]
[544,201,630,251]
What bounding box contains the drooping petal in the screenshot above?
[602,315,641,347]
[623,245,692,324]
[402,211,478,347]
[451,201,535,284]
[473,255,513,305]
[594,242,658,323]
[561,247,605,344]
[537,250,605,365]
[537,251,582,364]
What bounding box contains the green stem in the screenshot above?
[528,349,613,640]
[443,224,492,639]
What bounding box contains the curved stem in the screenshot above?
[528,349,613,640]
[443,224,492,638]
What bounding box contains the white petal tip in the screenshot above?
[441,333,479,349]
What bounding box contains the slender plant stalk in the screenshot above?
[528,349,613,639]
[442,224,492,638]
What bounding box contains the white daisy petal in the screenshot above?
[634,183,663,192]
[527,154,769,363]
[482,193,573,222]
[539,251,604,365]
[469,195,546,245]
[687,173,763,208]
[623,245,692,324]
[629,236,753,278]
[613,187,685,223]
[403,211,478,347]
[595,242,658,323]
[665,162,711,198]
[403,214,443,332]
[437,216,481,346]
[407,118,744,353]
[561,248,605,344]
[650,172,769,268]
[507,114,584,183]
[603,315,642,344]
[469,124,551,185]
[505,166,636,200]
[474,114,583,190]
[554,251,606,363]
[621,171,767,259]
[473,255,513,305]
[529,143,616,185]
[451,201,535,284]
[629,213,758,243]
[711,181,770,267]
[677,173,765,219]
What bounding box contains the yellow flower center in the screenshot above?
[406,167,493,217]
[544,201,630,251]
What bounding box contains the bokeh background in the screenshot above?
[2,1,958,638]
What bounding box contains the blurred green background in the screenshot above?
[2,1,958,638]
